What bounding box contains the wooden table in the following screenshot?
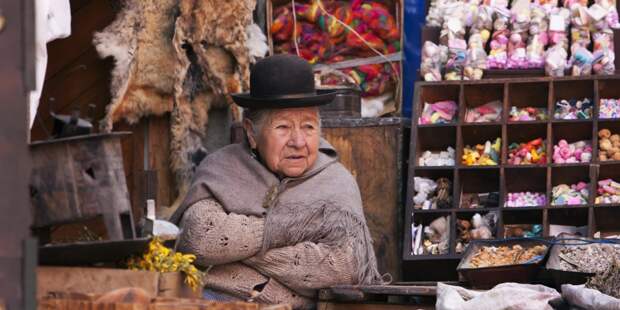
[318,283,441,310]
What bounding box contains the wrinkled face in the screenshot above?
[244,107,321,178]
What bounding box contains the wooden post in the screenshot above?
[0,1,34,309]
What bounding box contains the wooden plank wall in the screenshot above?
[0,1,34,309]
[31,0,176,225]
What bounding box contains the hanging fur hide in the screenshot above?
[93,0,179,130]
[94,0,257,217]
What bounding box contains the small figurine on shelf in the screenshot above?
[507,138,547,165]
[552,139,592,163]
[509,106,548,121]
[597,128,620,161]
[554,98,592,119]
[462,138,502,166]
[418,100,458,124]
[552,182,589,205]
[596,178,620,204]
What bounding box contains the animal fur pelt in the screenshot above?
[93,0,179,130]
[94,0,258,217]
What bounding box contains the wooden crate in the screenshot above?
[37,267,201,300]
[405,75,620,280]
[30,133,135,241]
[322,117,409,281]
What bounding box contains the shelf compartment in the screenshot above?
[597,79,620,120]
[547,207,589,237]
[416,84,460,125]
[460,125,502,167]
[455,210,499,254]
[409,213,452,257]
[507,82,550,122]
[412,169,456,210]
[552,80,595,120]
[462,83,504,124]
[415,126,456,167]
[596,121,620,162]
[458,168,500,209]
[502,208,544,238]
[594,163,620,205]
[504,167,548,208]
[551,122,594,164]
[506,123,549,165]
[550,165,592,206]
[592,207,620,237]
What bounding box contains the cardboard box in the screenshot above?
[37,267,201,299]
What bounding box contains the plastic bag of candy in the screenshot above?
[527,5,549,68]
[440,3,467,46]
[545,43,568,76]
[548,7,570,49]
[421,41,447,81]
[445,38,467,80]
[570,46,594,76]
[592,30,615,75]
[488,7,511,69]
[464,33,488,80]
[471,5,494,45]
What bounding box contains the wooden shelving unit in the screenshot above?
[404,75,620,262]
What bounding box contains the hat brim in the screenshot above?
[231,89,339,109]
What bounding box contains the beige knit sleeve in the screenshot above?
[204,263,314,309]
[243,241,356,292]
[177,199,264,266]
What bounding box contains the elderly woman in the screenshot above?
[170,55,382,309]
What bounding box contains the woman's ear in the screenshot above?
[243,119,258,149]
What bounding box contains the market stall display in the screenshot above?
[406,77,620,263]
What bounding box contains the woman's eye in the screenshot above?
[276,124,289,129]
[303,124,315,130]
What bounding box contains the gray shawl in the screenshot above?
[170,139,382,285]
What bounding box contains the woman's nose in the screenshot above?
[287,128,306,147]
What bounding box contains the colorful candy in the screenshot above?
[505,192,547,207]
[419,147,456,166]
[599,98,620,119]
[596,178,620,204]
[597,128,620,161]
[465,100,502,123]
[552,182,589,206]
[554,98,593,119]
[462,138,501,166]
[509,106,547,121]
[418,100,458,124]
[508,138,547,165]
[552,139,592,163]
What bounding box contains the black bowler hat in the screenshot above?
[231,54,338,109]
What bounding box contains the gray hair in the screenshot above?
[243,108,322,136]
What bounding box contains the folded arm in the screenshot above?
[244,241,356,292]
[177,199,264,266]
